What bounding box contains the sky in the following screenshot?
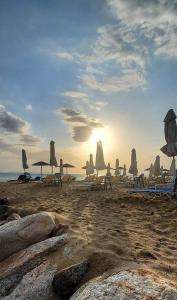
[0,0,177,174]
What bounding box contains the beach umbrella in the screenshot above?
[106,162,111,176]
[160,165,164,175]
[32,161,49,178]
[89,154,95,174]
[95,140,106,175]
[149,163,154,177]
[129,148,138,176]
[63,163,75,174]
[115,158,120,176]
[161,109,177,157]
[59,158,64,175]
[169,157,176,177]
[86,161,91,176]
[154,155,161,176]
[50,140,58,174]
[123,164,126,176]
[22,149,29,173]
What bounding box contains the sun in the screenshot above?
[90,128,106,144]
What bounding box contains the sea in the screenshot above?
[0,172,85,182]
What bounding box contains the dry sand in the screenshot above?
[0,182,177,284]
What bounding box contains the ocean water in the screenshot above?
[0,172,85,182]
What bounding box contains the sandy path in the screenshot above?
[0,182,177,282]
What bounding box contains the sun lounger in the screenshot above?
[128,186,176,199]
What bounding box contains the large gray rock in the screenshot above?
[0,212,57,261]
[0,234,68,297]
[70,268,177,300]
[53,260,89,299]
[3,261,58,300]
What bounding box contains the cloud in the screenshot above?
[60,107,104,142]
[25,104,33,111]
[0,105,29,134]
[0,138,18,154]
[55,51,74,61]
[20,134,40,145]
[82,69,146,93]
[61,91,88,99]
[72,126,92,142]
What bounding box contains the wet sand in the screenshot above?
[0,182,177,283]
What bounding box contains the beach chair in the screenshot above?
[104,174,112,191]
[128,179,177,200]
[62,174,75,184]
[54,173,62,187]
[42,175,55,185]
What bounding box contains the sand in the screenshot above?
[0,181,177,284]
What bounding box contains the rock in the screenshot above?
[6,213,21,222]
[70,268,177,300]
[0,198,9,205]
[53,260,89,299]
[4,261,58,300]
[0,205,9,215]
[0,212,57,261]
[0,234,68,297]
[51,223,69,237]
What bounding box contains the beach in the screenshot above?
[1,181,177,284]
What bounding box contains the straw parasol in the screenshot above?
[50,140,58,174]
[95,140,106,175]
[22,149,29,173]
[32,161,49,178]
[129,148,138,176]
[169,157,176,178]
[63,163,75,174]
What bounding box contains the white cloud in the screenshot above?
[55,51,74,61]
[61,91,88,99]
[25,104,32,111]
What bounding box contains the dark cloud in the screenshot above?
[60,107,104,142]
[72,126,92,142]
[20,134,40,145]
[0,105,28,133]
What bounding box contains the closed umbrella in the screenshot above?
[32,161,49,178]
[129,148,138,176]
[86,161,91,176]
[22,149,29,173]
[59,158,64,175]
[161,109,177,157]
[154,155,161,176]
[123,164,126,176]
[89,154,95,174]
[95,140,106,175]
[169,157,176,178]
[106,162,111,176]
[50,140,58,174]
[115,158,120,176]
[149,163,154,177]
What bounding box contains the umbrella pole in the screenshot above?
[41,165,42,178]
[24,168,25,174]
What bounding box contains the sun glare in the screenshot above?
[90,128,106,144]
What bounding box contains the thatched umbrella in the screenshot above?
[63,163,75,174]
[32,161,49,178]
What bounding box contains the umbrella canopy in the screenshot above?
[115,158,120,176]
[86,161,91,176]
[160,109,177,157]
[50,140,58,173]
[63,163,75,174]
[59,158,64,175]
[154,155,161,176]
[123,164,126,176]
[149,163,154,177]
[169,157,176,177]
[129,148,138,176]
[95,140,106,173]
[32,160,49,178]
[106,162,111,176]
[22,149,29,172]
[89,154,95,174]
